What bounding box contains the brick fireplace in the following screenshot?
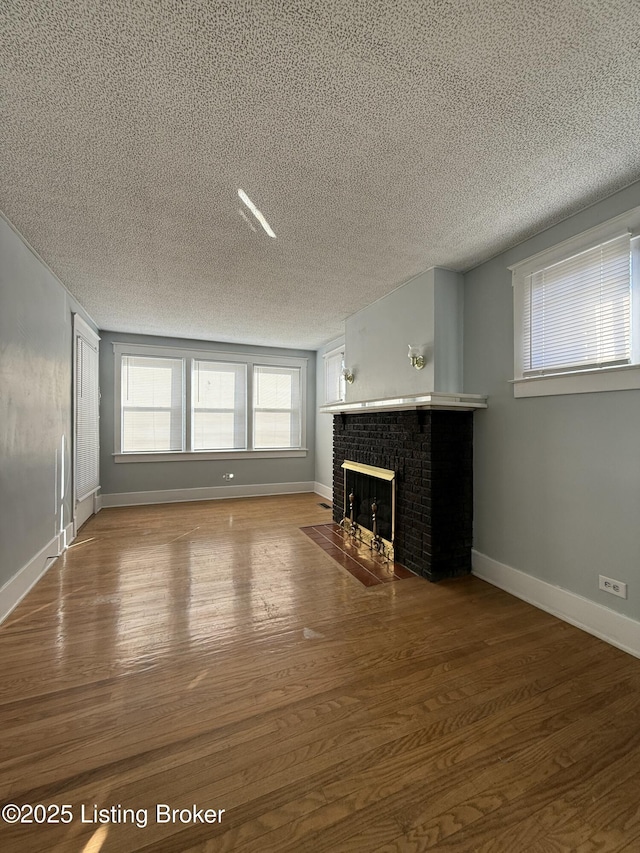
[333,409,474,582]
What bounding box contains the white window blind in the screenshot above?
[253,365,301,449]
[523,234,631,375]
[121,355,184,452]
[192,360,247,449]
[74,318,100,501]
[324,348,345,404]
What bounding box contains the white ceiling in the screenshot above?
[2,0,639,350]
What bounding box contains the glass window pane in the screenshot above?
[120,355,183,452]
[193,412,237,450]
[523,234,631,373]
[255,369,292,408]
[193,361,238,409]
[324,350,345,403]
[123,411,178,452]
[191,360,246,449]
[123,357,182,407]
[254,412,292,448]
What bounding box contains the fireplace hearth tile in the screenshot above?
[301,524,415,587]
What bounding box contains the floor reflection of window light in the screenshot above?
[67,537,95,549]
[81,825,109,853]
[187,669,209,690]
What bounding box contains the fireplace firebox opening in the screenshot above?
[340,460,396,562]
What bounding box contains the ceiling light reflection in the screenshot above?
[237,188,277,238]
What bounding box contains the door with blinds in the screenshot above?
[74,315,100,521]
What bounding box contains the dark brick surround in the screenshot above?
[333,410,473,582]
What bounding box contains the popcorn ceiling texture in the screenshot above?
[1,0,639,349]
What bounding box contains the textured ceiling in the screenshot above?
[2,0,640,349]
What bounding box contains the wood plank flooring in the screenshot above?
[1,493,639,852]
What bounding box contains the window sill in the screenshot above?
[512,364,640,398]
[113,449,308,463]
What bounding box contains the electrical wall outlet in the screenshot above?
[599,575,627,599]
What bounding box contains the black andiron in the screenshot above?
[340,491,362,541]
[370,498,390,562]
[340,491,391,563]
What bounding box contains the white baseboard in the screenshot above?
[75,491,101,531]
[472,550,640,659]
[313,482,333,502]
[0,535,61,625]
[101,481,316,508]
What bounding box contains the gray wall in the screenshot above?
[315,336,344,492]
[434,269,464,393]
[344,267,464,401]
[99,331,316,495]
[464,181,640,619]
[0,215,96,590]
[345,269,436,400]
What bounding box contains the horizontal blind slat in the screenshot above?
[192,360,246,450]
[523,233,631,372]
[254,366,301,449]
[121,356,184,452]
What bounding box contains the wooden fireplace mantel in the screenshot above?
[320,391,487,415]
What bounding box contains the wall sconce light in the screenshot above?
[408,345,426,370]
[342,366,355,384]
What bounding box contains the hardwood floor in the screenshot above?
[1,493,639,852]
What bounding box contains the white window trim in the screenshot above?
[510,206,640,398]
[113,342,308,461]
[114,449,308,463]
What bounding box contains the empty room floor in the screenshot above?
[1,493,640,852]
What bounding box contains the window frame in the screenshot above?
[510,207,640,398]
[323,345,346,405]
[191,359,248,451]
[253,364,303,450]
[73,314,101,500]
[112,342,308,462]
[121,353,186,453]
